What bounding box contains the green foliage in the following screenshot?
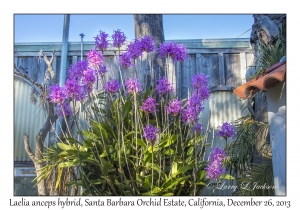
[34,139,79,195]
[38,90,210,196]
[234,157,275,196]
[225,113,273,196]
[225,115,256,176]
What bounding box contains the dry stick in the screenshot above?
[120,121,137,195]
[166,107,173,181]
[151,145,154,195]
[129,96,135,153]
[117,49,126,94]
[118,66,126,95]
[174,116,179,154]
[135,108,146,191]
[193,130,198,196]
[130,60,139,167]
[154,112,162,187]
[138,108,147,173]
[148,52,154,89]
[182,122,189,161]
[166,56,173,183]
[116,99,125,194]
[133,60,139,80]
[178,112,184,160]
[160,97,166,172]
[146,113,149,125]
[134,92,139,166]
[140,54,143,90]
[173,61,181,156]
[137,108,146,166]
[136,95,151,170]
[160,98,165,132]
[172,59,175,93]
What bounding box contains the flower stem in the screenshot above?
[151,145,154,195]
[134,92,138,166]
[116,98,124,194]
[60,103,74,139]
[194,130,197,196]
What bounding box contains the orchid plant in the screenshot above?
[38,29,234,196]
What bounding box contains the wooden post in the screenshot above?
[240,52,247,84]
[176,61,181,99]
[196,54,201,74]
[218,53,225,85]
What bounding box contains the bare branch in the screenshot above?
[49,50,55,66]
[23,133,35,162]
[40,50,56,81]
[14,64,43,91]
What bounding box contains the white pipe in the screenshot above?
[59,14,70,86]
[79,33,85,61]
[56,14,70,137]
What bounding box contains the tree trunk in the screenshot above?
[24,113,57,196]
[134,14,165,88]
[18,50,58,196]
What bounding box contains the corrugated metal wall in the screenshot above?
[14,78,48,162]
[184,91,248,159]
[200,91,248,195]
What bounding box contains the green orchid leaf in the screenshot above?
[57,143,72,151]
[220,174,235,180]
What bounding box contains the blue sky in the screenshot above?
[14,14,254,42]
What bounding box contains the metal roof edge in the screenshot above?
[14,38,251,52]
[15,38,250,45]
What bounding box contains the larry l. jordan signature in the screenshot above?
[206,181,276,192]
